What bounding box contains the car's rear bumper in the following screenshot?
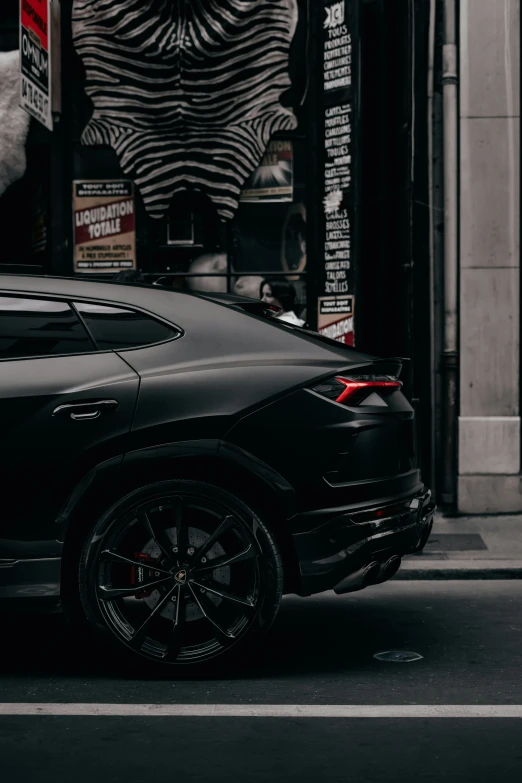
[291,486,435,596]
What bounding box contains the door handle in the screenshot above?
[70,410,102,421]
[52,400,119,420]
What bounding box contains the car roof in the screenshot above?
[0,274,271,328]
[0,273,256,334]
[0,273,254,307]
[0,273,381,365]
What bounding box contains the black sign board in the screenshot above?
[322,0,353,298]
[318,0,360,342]
[21,29,49,92]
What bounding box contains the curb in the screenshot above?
[395,560,522,580]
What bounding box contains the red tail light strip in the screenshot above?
[349,501,411,524]
[334,377,402,404]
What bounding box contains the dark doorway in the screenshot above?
[358,0,432,487]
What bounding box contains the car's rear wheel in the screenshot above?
[78,480,283,667]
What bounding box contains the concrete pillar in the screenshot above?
[458,0,521,513]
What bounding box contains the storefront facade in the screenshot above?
[1,1,436,494]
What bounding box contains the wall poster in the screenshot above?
[319,0,358,343]
[73,180,136,273]
[240,140,294,203]
[318,295,354,345]
[20,0,53,130]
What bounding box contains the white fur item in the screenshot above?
[0,50,30,198]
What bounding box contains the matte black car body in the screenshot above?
[0,275,434,644]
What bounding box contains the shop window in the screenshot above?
[0,297,93,360]
[258,275,308,326]
[142,138,307,310]
[227,137,307,311]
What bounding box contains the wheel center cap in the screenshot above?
[173,569,187,585]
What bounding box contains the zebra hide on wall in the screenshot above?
[72,0,299,221]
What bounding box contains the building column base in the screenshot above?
[458,475,522,515]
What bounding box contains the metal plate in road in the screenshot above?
[373,651,424,663]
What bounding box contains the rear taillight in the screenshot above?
[311,374,402,405]
[348,501,411,524]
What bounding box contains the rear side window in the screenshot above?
[74,301,176,350]
[0,296,93,360]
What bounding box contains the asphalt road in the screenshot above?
[1,581,522,782]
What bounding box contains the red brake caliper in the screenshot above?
[130,552,161,599]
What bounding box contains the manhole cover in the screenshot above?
[373,650,423,663]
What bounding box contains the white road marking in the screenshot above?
[400,560,522,571]
[1,704,522,718]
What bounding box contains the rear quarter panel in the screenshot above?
[117,299,380,450]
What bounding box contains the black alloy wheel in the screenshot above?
[79,480,283,666]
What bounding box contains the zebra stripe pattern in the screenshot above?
[72,0,299,221]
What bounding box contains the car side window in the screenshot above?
[74,301,176,350]
[0,296,94,360]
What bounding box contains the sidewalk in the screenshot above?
[396,513,522,579]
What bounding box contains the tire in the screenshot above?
[77,480,283,670]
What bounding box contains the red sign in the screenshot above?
[74,199,135,246]
[21,0,49,50]
[319,315,354,346]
